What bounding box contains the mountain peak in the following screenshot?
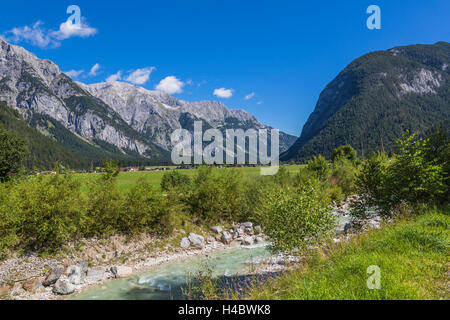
[0,39,296,166]
[282,41,450,161]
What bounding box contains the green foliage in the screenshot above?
[331,159,358,196]
[0,123,27,182]
[256,182,334,254]
[0,173,86,252]
[270,166,292,187]
[248,207,450,300]
[386,132,444,207]
[187,166,245,223]
[85,160,123,236]
[352,130,447,219]
[0,160,179,256]
[119,178,176,236]
[0,183,21,258]
[423,125,450,201]
[332,145,359,164]
[307,155,330,181]
[352,152,389,219]
[160,170,191,191]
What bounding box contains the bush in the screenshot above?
[332,145,359,165]
[161,170,191,191]
[85,160,123,236]
[256,182,335,254]
[9,173,85,251]
[240,176,270,222]
[331,158,357,196]
[187,166,245,223]
[0,182,21,258]
[351,152,388,219]
[0,124,27,182]
[270,166,291,187]
[120,178,162,234]
[352,131,447,219]
[307,155,330,181]
[384,132,445,209]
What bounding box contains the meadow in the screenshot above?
[75,165,305,193]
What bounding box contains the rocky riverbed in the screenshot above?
[0,221,269,300]
[0,196,383,300]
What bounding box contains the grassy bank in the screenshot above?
[247,207,449,300]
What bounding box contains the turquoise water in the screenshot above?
[72,213,352,300]
[72,244,272,300]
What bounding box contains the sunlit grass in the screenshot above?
[247,207,449,300]
[74,165,305,193]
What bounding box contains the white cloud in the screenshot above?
[213,88,234,98]
[88,63,100,77]
[244,92,255,100]
[52,18,97,40]
[155,76,184,94]
[2,21,58,48]
[257,101,263,105]
[64,69,84,78]
[2,17,97,49]
[106,71,122,83]
[126,67,155,85]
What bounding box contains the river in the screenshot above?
[72,213,351,300]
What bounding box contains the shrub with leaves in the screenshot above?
[256,181,334,254]
[13,173,86,251]
[86,160,123,236]
[332,145,359,165]
[331,158,358,196]
[352,131,446,219]
[307,155,330,181]
[160,170,191,191]
[120,178,162,234]
[384,132,444,209]
[0,124,27,182]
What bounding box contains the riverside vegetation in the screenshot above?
[0,123,448,300]
[185,126,450,300]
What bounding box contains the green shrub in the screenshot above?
[384,132,444,209]
[14,173,85,251]
[256,181,335,254]
[187,166,245,223]
[85,160,123,236]
[0,182,21,258]
[0,124,27,182]
[332,145,359,165]
[270,166,291,187]
[331,158,357,196]
[240,176,270,222]
[307,155,330,181]
[120,178,162,234]
[352,131,447,219]
[160,170,191,191]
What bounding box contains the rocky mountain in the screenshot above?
[80,81,296,153]
[0,38,167,164]
[282,41,450,161]
[0,38,296,168]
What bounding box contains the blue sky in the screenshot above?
[1,1,449,136]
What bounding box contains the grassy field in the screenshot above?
[247,206,449,300]
[75,165,305,193]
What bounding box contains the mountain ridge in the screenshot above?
[282,41,450,161]
[0,38,296,168]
